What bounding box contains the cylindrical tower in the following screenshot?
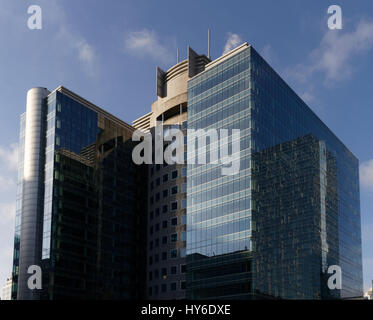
[17,87,50,300]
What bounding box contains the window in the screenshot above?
[150,196,154,204]
[181,232,186,241]
[154,254,159,263]
[155,193,160,202]
[171,266,177,275]
[181,199,187,209]
[149,226,153,235]
[149,211,154,220]
[155,208,160,217]
[180,248,186,257]
[171,201,178,211]
[171,250,177,259]
[148,287,152,296]
[181,264,186,274]
[162,236,167,244]
[171,282,177,291]
[162,252,167,261]
[181,183,187,193]
[154,285,159,295]
[161,268,167,277]
[181,167,187,177]
[163,189,168,198]
[171,217,177,226]
[150,182,154,190]
[154,270,159,279]
[151,167,154,176]
[155,223,159,232]
[149,256,153,265]
[171,186,178,195]
[155,238,159,247]
[182,121,187,130]
[180,281,186,290]
[171,233,177,242]
[181,215,187,225]
[149,241,153,250]
[162,220,168,229]
[163,174,168,182]
[156,164,160,171]
[161,284,167,293]
[156,178,160,186]
[162,205,168,213]
[172,170,178,179]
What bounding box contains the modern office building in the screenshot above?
[12,86,147,300]
[186,43,363,299]
[13,41,363,300]
[133,47,210,299]
[1,276,12,300]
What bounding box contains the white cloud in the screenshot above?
[300,90,316,105]
[0,143,18,171]
[0,202,16,290]
[0,175,16,191]
[57,26,97,76]
[223,33,242,55]
[35,0,98,76]
[123,29,174,65]
[289,20,373,84]
[78,41,95,64]
[261,44,274,64]
[0,143,17,287]
[360,159,373,190]
[0,143,18,191]
[0,202,16,222]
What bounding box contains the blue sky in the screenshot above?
[0,0,372,295]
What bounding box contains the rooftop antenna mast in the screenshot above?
[177,48,180,63]
[208,29,211,59]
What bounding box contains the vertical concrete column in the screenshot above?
[18,87,49,300]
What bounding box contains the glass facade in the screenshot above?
[11,113,26,300]
[12,44,362,300]
[41,91,100,260]
[186,45,363,299]
[13,87,147,300]
[187,48,253,299]
[252,134,339,299]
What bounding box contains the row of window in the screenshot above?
[149,248,186,265]
[148,280,186,296]
[150,169,183,190]
[149,215,187,229]
[151,166,187,178]
[150,184,186,203]
[149,232,187,249]
[149,201,187,224]
[149,264,186,280]
[149,203,179,226]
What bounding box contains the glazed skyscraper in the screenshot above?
[186,43,363,299]
[12,86,147,300]
[12,42,363,300]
